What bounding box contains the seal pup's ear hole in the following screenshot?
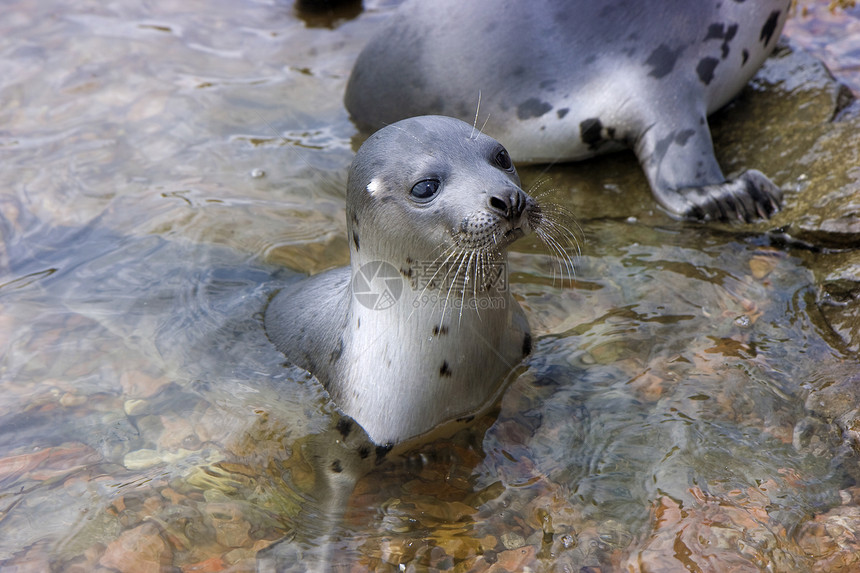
[410,179,441,203]
[493,147,514,171]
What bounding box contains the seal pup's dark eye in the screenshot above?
[410,179,441,202]
[494,148,513,170]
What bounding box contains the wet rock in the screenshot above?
[99,522,172,573]
[119,370,170,399]
[123,449,163,471]
[488,545,536,572]
[179,556,226,572]
[0,442,101,483]
[204,502,252,548]
[123,399,152,417]
[796,487,860,572]
[804,363,860,451]
[158,414,201,451]
[710,41,860,247]
[623,492,808,572]
[817,255,860,353]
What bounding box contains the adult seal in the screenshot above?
[265,115,539,446]
[345,0,790,222]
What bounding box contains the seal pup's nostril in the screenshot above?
[488,189,528,221]
[489,195,510,218]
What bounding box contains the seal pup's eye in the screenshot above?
[494,148,513,171]
[410,179,441,202]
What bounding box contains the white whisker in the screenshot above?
[470,91,482,140]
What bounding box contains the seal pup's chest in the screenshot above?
[332,289,529,446]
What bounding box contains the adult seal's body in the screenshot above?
[265,115,538,446]
[345,0,790,222]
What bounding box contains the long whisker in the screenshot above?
[536,227,576,284]
[470,91,482,140]
[404,244,460,324]
[439,250,465,326]
[541,212,583,261]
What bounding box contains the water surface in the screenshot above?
[1,1,859,571]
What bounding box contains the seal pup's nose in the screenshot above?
[488,187,528,222]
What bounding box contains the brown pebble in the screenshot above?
[100,522,173,573]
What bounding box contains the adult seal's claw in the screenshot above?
[672,170,783,222]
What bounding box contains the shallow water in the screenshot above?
[1,0,859,571]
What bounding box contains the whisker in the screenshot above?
[444,250,470,326]
[539,215,582,256]
[470,91,482,140]
[526,177,554,198]
[405,244,460,324]
[479,112,491,135]
[536,228,576,285]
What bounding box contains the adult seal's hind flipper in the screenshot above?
[345,0,791,222]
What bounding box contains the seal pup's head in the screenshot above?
[346,115,541,273]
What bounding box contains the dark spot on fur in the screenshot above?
[607,126,617,139]
[356,318,360,329]
[335,418,353,438]
[557,108,569,119]
[725,24,738,41]
[400,267,413,279]
[705,23,737,55]
[517,98,553,120]
[457,415,475,423]
[330,460,343,473]
[352,230,360,251]
[440,361,453,378]
[646,44,683,78]
[358,446,370,459]
[675,129,696,146]
[330,337,344,364]
[539,79,556,91]
[742,49,750,65]
[705,23,725,41]
[432,325,449,336]
[760,10,780,47]
[697,57,719,85]
[580,118,604,150]
[375,444,393,464]
[654,133,674,163]
[584,54,597,65]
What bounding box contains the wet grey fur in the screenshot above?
[345,0,790,222]
[265,116,536,445]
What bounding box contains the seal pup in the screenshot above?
[345,0,790,222]
[265,115,540,446]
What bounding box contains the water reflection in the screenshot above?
[1,0,859,571]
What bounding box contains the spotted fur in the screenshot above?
[346,0,790,222]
